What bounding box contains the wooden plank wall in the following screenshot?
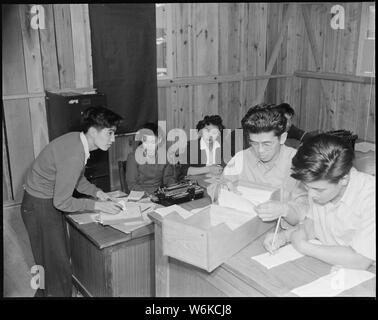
[2,4,92,202]
[158,2,375,141]
[263,3,375,139]
[3,3,376,201]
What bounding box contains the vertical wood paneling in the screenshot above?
[29,97,49,157]
[191,3,219,122]
[3,99,35,201]
[175,3,192,77]
[2,5,28,95]
[2,123,13,201]
[70,4,93,88]
[3,4,94,200]
[53,4,75,89]
[245,3,267,108]
[18,4,44,93]
[39,4,60,90]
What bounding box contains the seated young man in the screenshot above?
[210,104,308,226]
[263,134,375,270]
[126,122,177,194]
[270,103,320,145]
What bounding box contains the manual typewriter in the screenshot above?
[151,178,205,206]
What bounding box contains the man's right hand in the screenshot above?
[94,201,123,215]
[263,231,287,254]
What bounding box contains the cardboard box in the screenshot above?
[162,204,274,272]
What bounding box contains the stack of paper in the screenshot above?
[99,202,144,225]
[69,213,98,225]
[236,185,275,205]
[127,190,145,201]
[208,205,254,230]
[110,220,150,234]
[218,189,257,215]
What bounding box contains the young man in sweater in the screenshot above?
[21,106,123,297]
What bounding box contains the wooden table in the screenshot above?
[66,215,155,297]
[149,175,376,297]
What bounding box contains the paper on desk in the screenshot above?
[155,205,193,219]
[190,206,210,214]
[106,190,128,198]
[251,239,322,269]
[127,190,145,201]
[291,268,375,297]
[218,189,257,215]
[355,141,375,153]
[69,213,98,225]
[110,220,149,234]
[209,205,254,230]
[99,203,143,225]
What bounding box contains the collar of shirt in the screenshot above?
[331,167,358,208]
[200,138,220,166]
[79,132,90,165]
[199,138,220,151]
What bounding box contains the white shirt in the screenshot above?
[79,132,90,165]
[200,138,220,166]
[308,167,376,261]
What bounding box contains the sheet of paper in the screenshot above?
[251,239,322,269]
[218,189,257,215]
[237,185,273,205]
[355,141,375,153]
[204,177,222,184]
[209,205,254,230]
[69,213,98,225]
[99,204,143,225]
[127,190,145,201]
[291,268,376,297]
[155,205,193,219]
[106,190,128,198]
[190,206,210,214]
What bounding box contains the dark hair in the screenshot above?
[272,103,295,117]
[138,122,160,138]
[241,103,287,136]
[291,133,355,183]
[196,115,225,132]
[81,106,123,133]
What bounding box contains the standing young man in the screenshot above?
[263,134,375,270]
[21,106,123,297]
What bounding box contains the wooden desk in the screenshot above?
[66,215,155,297]
[149,181,376,297]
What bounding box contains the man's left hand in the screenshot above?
[255,201,287,221]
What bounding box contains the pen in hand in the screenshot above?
[270,215,282,255]
[270,185,284,254]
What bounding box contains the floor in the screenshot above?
[3,203,36,297]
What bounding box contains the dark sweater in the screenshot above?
[25,132,100,212]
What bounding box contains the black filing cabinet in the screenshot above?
[45,89,110,191]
